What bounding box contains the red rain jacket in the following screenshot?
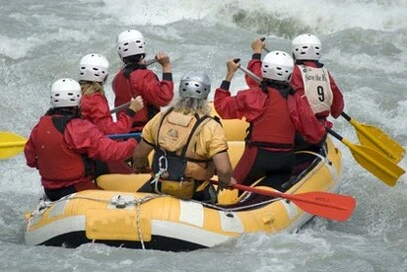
[112,68,174,132]
[81,92,135,135]
[215,82,325,146]
[24,115,137,189]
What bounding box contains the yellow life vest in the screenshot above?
[152,108,215,199]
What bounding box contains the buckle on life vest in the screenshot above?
[160,178,195,200]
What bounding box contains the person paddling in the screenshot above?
[24,78,138,201]
[79,53,144,135]
[290,33,345,127]
[214,52,325,190]
[78,53,144,174]
[112,29,174,133]
[246,35,345,151]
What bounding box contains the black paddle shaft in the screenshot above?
[325,127,343,141]
[340,112,352,121]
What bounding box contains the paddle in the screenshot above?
[0,131,142,159]
[110,102,130,114]
[0,132,27,159]
[235,58,405,186]
[260,42,405,164]
[145,58,158,66]
[110,58,158,114]
[236,61,261,83]
[212,181,355,222]
[340,112,405,163]
[326,128,405,187]
[107,132,141,139]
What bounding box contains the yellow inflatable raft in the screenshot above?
[24,125,343,251]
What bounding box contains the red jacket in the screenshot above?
[112,67,174,131]
[215,81,325,146]
[246,57,344,119]
[215,82,295,151]
[24,114,137,189]
[245,56,262,88]
[81,92,135,135]
[248,86,295,151]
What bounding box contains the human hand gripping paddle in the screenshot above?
[211,180,355,222]
[110,58,158,114]
[260,40,405,164]
[0,131,141,159]
[233,58,405,186]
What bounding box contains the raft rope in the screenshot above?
[288,150,335,193]
[29,151,336,248]
[63,194,278,246]
[72,193,163,250]
[29,193,164,250]
[133,194,163,250]
[295,150,331,164]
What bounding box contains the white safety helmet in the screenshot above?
[117,29,146,60]
[78,53,109,83]
[261,51,294,82]
[179,72,211,100]
[50,78,82,108]
[292,33,321,61]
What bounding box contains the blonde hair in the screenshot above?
[79,81,105,96]
[173,97,211,115]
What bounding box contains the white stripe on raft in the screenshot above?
[179,199,244,233]
[24,215,86,246]
[179,200,204,227]
[281,199,299,220]
[151,220,234,247]
[24,209,314,248]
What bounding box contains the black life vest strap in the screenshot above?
[180,113,211,158]
[246,139,293,149]
[162,151,211,163]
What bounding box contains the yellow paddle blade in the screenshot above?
[0,132,27,159]
[341,112,405,164]
[352,121,406,164]
[343,138,405,187]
